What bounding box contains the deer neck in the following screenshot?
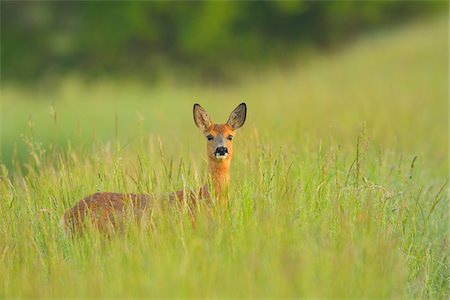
[208,158,231,200]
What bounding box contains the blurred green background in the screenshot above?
[1,1,444,83]
[0,1,447,171]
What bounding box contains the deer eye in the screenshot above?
[206,135,214,141]
[227,135,233,141]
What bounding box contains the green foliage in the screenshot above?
[1,132,447,298]
[0,16,448,298]
[1,1,445,82]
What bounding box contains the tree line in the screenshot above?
[1,1,444,83]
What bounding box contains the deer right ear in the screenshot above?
[227,103,246,130]
[193,103,212,130]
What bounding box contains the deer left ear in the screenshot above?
[227,103,246,130]
[193,103,212,130]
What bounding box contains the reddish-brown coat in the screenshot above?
[61,192,153,233]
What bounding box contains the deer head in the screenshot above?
[193,103,246,164]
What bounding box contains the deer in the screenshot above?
[61,103,247,233]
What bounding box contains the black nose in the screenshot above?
[215,146,228,155]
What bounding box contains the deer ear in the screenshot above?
[193,103,212,130]
[227,103,246,130]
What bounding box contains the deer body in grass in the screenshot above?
[61,103,247,233]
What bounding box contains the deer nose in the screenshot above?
[215,146,228,156]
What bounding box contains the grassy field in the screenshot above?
[0,16,448,298]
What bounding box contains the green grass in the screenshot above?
[0,16,448,298]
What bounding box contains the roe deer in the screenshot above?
[61,103,247,233]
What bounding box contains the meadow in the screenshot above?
[0,16,448,298]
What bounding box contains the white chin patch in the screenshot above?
[215,153,228,160]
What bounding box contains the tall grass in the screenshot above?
[0,16,448,298]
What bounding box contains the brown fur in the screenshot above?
[61,192,153,234]
[62,103,246,234]
[203,125,234,205]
